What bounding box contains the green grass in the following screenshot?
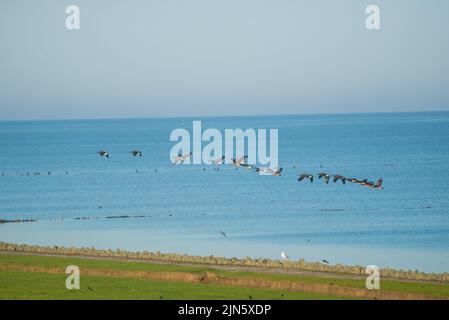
[0,270,343,300]
[213,270,449,299]
[1,253,448,299]
[0,253,209,273]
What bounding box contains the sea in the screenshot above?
[1,112,449,273]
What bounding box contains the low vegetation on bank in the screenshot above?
[0,242,448,283]
[1,252,449,300]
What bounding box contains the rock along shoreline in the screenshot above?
[0,242,448,282]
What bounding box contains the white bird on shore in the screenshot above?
[281,251,289,260]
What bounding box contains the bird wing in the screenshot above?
[265,168,276,174]
[235,156,247,164]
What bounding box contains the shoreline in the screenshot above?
[1,242,448,283]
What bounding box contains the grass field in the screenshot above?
[1,253,448,300]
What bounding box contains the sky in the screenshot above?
[0,0,448,120]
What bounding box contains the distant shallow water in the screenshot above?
[1,220,449,273]
[1,112,449,272]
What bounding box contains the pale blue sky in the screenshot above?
[0,0,448,120]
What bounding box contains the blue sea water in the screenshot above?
[1,112,449,272]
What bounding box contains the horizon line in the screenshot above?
[1,109,448,122]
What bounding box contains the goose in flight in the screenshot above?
[371,178,383,189]
[130,150,142,157]
[97,151,109,158]
[346,177,361,184]
[281,251,289,260]
[270,167,283,176]
[359,179,376,187]
[172,152,192,165]
[346,178,371,187]
[231,156,248,168]
[298,173,314,183]
[210,156,225,165]
[318,172,331,184]
[254,167,268,173]
[220,231,227,238]
[347,177,383,189]
[256,167,283,176]
[240,163,258,170]
[333,175,346,185]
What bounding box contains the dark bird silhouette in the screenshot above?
[359,179,375,187]
[346,177,361,184]
[318,173,331,184]
[97,150,109,158]
[333,175,346,185]
[345,177,383,190]
[220,231,227,238]
[322,259,330,264]
[130,150,142,157]
[298,173,314,183]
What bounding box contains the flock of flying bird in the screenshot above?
[98,151,383,190]
[96,149,384,263]
[0,149,383,265]
[172,153,383,190]
[298,173,383,190]
[97,150,142,158]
